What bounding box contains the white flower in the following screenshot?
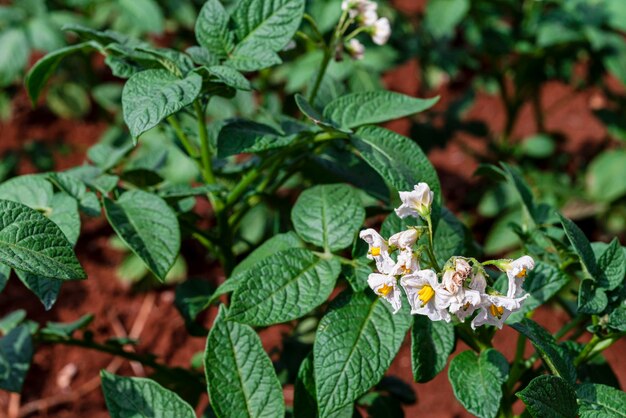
[368,273,402,313]
[371,17,391,45]
[342,0,377,20]
[394,183,433,219]
[388,228,418,250]
[360,8,378,26]
[503,256,535,298]
[346,38,365,60]
[359,228,395,274]
[401,270,450,321]
[469,271,487,293]
[471,293,529,329]
[391,248,419,276]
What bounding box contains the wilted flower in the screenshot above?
[401,269,450,321]
[346,38,365,60]
[359,228,395,274]
[368,273,402,313]
[371,17,391,45]
[395,183,433,219]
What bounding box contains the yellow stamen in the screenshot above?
[370,246,381,257]
[515,268,527,279]
[489,304,504,319]
[463,302,471,310]
[378,284,393,297]
[418,285,435,305]
[402,266,411,274]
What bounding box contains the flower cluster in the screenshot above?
[361,183,535,329]
[341,0,391,60]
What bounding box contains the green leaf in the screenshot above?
[424,0,470,39]
[448,349,509,418]
[0,263,9,292]
[0,28,29,87]
[511,318,576,384]
[501,163,536,227]
[0,325,33,393]
[433,208,465,267]
[608,305,626,332]
[231,231,304,277]
[205,307,284,418]
[314,292,411,416]
[291,184,365,252]
[295,93,339,130]
[586,150,626,203]
[559,214,601,281]
[0,199,85,280]
[577,383,626,417]
[203,65,251,91]
[41,314,94,338]
[229,248,341,325]
[352,125,441,204]
[122,69,202,140]
[595,238,625,290]
[195,0,235,56]
[506,262,570,323]
[100,370,195,418]
[119,0,164,34]
[217,120,295,157]
[25,41,99,103]
[226,41,282,72]
[49,172,101,217]
[232,0,305,52]
[411,315,454,383]
[323,92,439,129]
[578,279,608,315]
[174,279,213,327]
[516,375,577,418]
[103,190,180,281]
[294,355,318,418]
[0,310,26,334]
[0,174,53,210]
[15,270,62,310]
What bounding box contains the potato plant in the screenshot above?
[0,0,625,417]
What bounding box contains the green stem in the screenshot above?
[425,216,441,272]
[194,99,216,186]
[574,334,602,367]
[505,334,527,393]
[308,48,332,104]
[167,115,198,158]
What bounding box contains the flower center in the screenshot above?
[378,284,393,297]
[418,285,435,305]
[515,268,527,279]
[370,246,381,257]
[489,304,504,319]
[402,266,412,274]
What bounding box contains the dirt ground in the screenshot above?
[1,2,625,416]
